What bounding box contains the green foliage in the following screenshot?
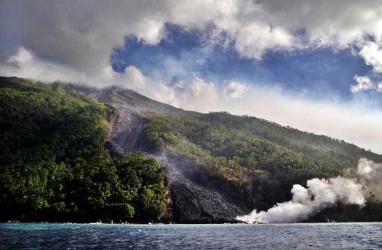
[142,111,382,210]
[0,77,165,222]
[2,76,381,222]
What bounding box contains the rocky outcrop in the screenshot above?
[169,181,244,223]
[154,150,250,223]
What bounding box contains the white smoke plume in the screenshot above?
[357,158,382,200]
[237,177,365,224]
[241,158,382,224]
[238,158,382,223]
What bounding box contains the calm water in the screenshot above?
[0,223,381,249]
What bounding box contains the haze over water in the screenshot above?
[1,223,381,249]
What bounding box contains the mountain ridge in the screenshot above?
[1,76,381,223]
[67,78,382,222]
[73,82,380,159]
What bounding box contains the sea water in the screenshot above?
[0,223,381,249]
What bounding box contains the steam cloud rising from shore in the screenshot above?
[237,158,382,224]
[357,158,382,200]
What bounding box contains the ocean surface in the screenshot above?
[0,223,381,249]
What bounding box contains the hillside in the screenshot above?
[73,79,382,222]
[1,76,381,223]
[0,77,166,223]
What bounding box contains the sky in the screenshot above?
[1,0,382,154]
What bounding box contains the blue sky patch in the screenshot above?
[111,24,371,102]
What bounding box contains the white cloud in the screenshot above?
[173,77,218,112]
[0,47,176,104]
[135,18,165,45]
[0,0,169,76]
[8,47,33,65]
[359,42,382,73]
[351,75,375,93]
[378,83,382,93]
[223,80,248,99]
[2,0,382,70]
[351,75,382,93]
[233,22,297,59]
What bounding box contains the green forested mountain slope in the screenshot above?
[1,76,381,223]
[0,77,166,222]
[88,81,382,218]
[141,112,382,211]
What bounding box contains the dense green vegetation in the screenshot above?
[1,76,381,223]
[142,112,382,211]
[0,77,166,222]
